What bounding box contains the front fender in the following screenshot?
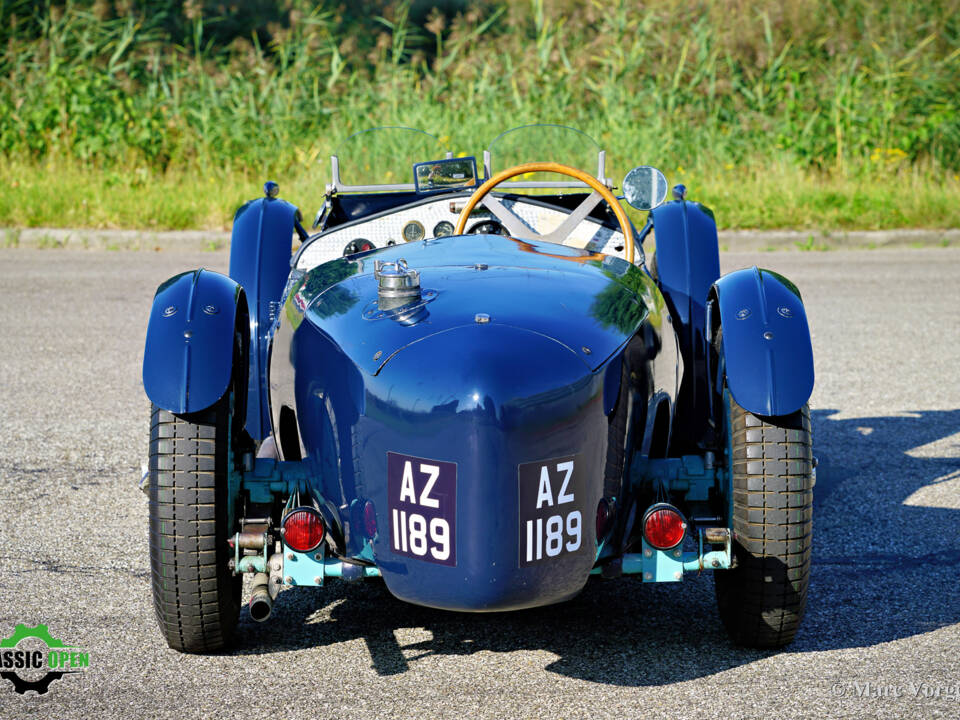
[711,267,814,417]
[650,199,721,448]
[229,196,300,441]
[143,269,246,414]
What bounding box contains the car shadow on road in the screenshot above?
[229,409,960,686]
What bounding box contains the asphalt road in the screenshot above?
[0,247,958,719]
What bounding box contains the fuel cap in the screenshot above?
[375,259,421,310]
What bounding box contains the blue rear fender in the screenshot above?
[709,267,814,417]
[142,269,247,414]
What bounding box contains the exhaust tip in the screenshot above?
[248,571,273,622]
[249,596,272,622]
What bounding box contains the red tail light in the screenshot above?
[363,500,378,537]
[596,498,614,539]
[642,503,686,550]
[282,508,325,553]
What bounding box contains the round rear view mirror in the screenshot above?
[622,166,669,211]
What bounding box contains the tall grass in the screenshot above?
[1,0,958,229]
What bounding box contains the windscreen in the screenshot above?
[486,124,602,186]
[333,125,605,189]
[335,127,443,188]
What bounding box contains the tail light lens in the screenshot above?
[363,500,378,537]
[596,498,614,539]
[282,508,325,553]
[642,503,686,550]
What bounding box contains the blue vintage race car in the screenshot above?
[142,125,814,653]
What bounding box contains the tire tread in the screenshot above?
[148,403,240,653]
[715,395,813,648]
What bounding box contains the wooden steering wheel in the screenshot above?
[454,161,635,264]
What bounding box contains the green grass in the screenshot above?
[0,0,958,230]
[3,157,957,231]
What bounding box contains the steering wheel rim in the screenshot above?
[454,161,635,264]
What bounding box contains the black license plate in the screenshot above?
[387,452,457,567]
[518,455,586,567]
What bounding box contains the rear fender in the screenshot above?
[143,269,247,414]
[229,195,303,441]
[709,267,814,416]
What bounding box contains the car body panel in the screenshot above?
[297,321,606,610]
[265,233,679,609]
[304,238,646,376]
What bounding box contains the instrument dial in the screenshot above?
[343,238,375,255]
[467,220,509,236]
[402,220,425,243]
[433,221,455,237]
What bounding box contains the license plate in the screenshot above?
[518,455,587,567]
[387,452,457,567]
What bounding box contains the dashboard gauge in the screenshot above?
[342,238,375,256]
[467,220,509,236]
[433,220,455,237]
[402,220,425,243]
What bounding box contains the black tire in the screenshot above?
[714,393,813,648]
[148,400,241,652]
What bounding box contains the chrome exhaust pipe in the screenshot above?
[249,572,273,622]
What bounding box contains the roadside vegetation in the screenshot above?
[1,0,958,230]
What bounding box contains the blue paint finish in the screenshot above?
[651,201,720,324]
[284,545,327,586]
[639,539,685,581]
[282,548,382,585]
[229,196,299,440]
[605,545,730,579]
[261,234,678,611]
[320,560,381,579]
[602,351,624,415]
[298,235,649,377]
[650,200,721,444]
[292,318,610,610]
[712,267,814,416]
[143,269,243,414]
